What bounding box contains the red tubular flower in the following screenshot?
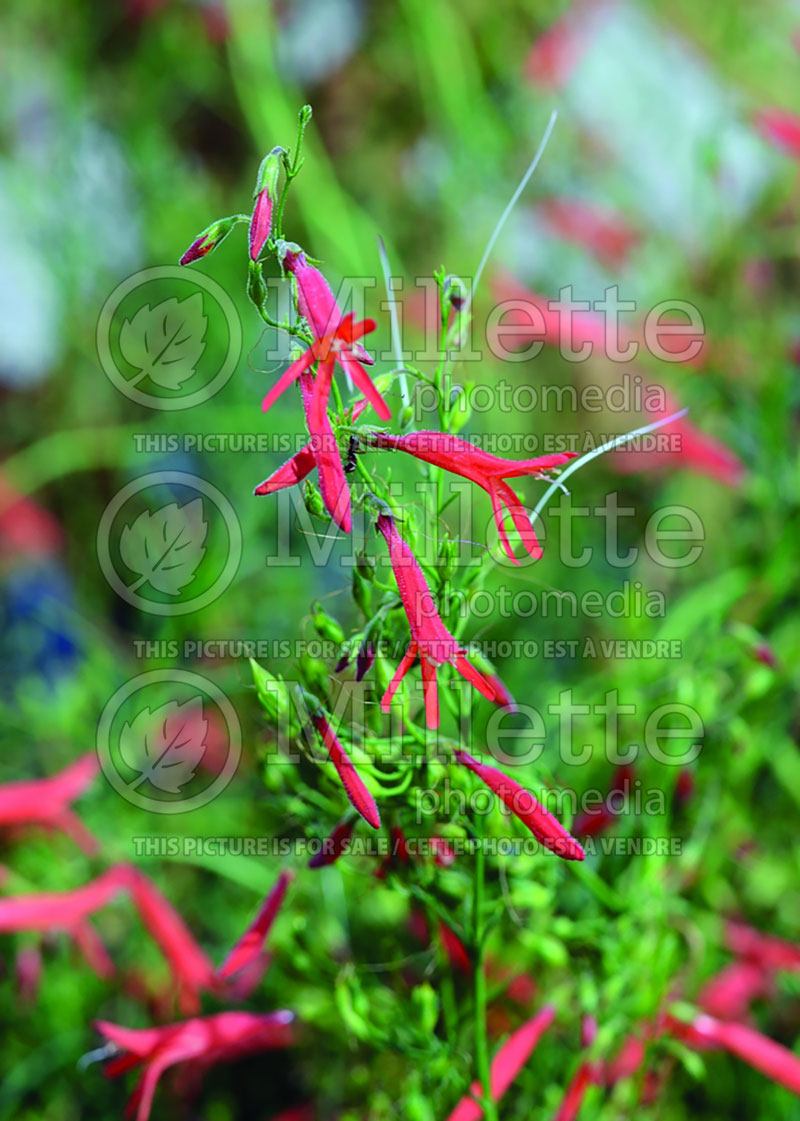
[491,272,708,369]
[444,1005,556,1121]
[454,751,585,861]
[0,866,128,932]
[310,710,380,830]
[572,764,633,837]
[485,674,517,711]
[216,870,292,981]
[666,1012,800,1095]
[439,920,472,975]
[373,433,575,564]
[376,513,496,727]
[0,470,64,554]
[125,867,215,1013]
[602,1031,647,1086]
[539,197,639,269]
[524,5,592,90]
[257,376,368,532]
[263,249,389,426]
[0,754,99,853]
[431,834,457,868]
[254,397,370,534]
[72,919,117,979]
[698,960,768,1021]
[16,945,42,1003]
[308,819,355,869]
[552,1060,597,1121]
[725,921,800,973]
[300,365,353,531]
[96,1010,295,1121]
[755,108,800,160]
[262,312,387,424]
[611,389,743,487]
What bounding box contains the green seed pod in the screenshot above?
[411,982,440,1036]
[311,603,345,644]
[298,653,330,698]
[249,658,289,720]
[437,536,459,580]
[303,479,327,521]
[352,565,372,616]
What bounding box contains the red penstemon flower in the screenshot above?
[262,250,390,432]
[725,921,800,973]
[0,753,99,853]
[125,867,216,1013]
[0,864,290,1010]
[376,513,496,728]
[308,819,355,869]
[216,870,292,980]
[0,865,129,933]
[454,751,585,862]
[96,1010,295,1121]
[254,393,370,532]
[372,432,575,563]
[445,1004,556,1121]
[754,107,800,160]
[666,1011,800,1095]
[698,960,769,1022]
[552,1059,598,1121]
[310,709,380,829]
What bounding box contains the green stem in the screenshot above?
[473,825,496,1121]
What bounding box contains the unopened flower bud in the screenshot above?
[352,567,372,616]
[443,274,468,310]
[249,147,284,261]
[355,642,375,681]
[411,983,439,1036]
[303,479,327,521]
[299,653,330,698]
[249,658,289,720]
[179,214,245,265]
[312,603,345,645]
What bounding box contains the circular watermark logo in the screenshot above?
[97,669,241,813]
[96,265,242,410]
[97,470,242,616]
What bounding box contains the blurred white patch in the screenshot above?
[275,0,364,86]
[564,3,771,249]
[0,69,141,387]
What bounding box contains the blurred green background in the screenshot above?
[1,0,799,1118]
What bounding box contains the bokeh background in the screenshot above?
[1,1,799,1118]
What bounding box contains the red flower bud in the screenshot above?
[179,214,244,266]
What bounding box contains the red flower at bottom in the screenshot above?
[96,1011,295,1121]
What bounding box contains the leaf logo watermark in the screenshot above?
[96,266,241,411]
[97,471,242,616]
[119,697,207,793]
[119,294,207,391]
[119,498,208,596]
[97,669,241,813]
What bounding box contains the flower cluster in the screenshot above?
[177,124,584,864]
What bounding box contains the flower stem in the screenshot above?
[473,823,497,1121]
